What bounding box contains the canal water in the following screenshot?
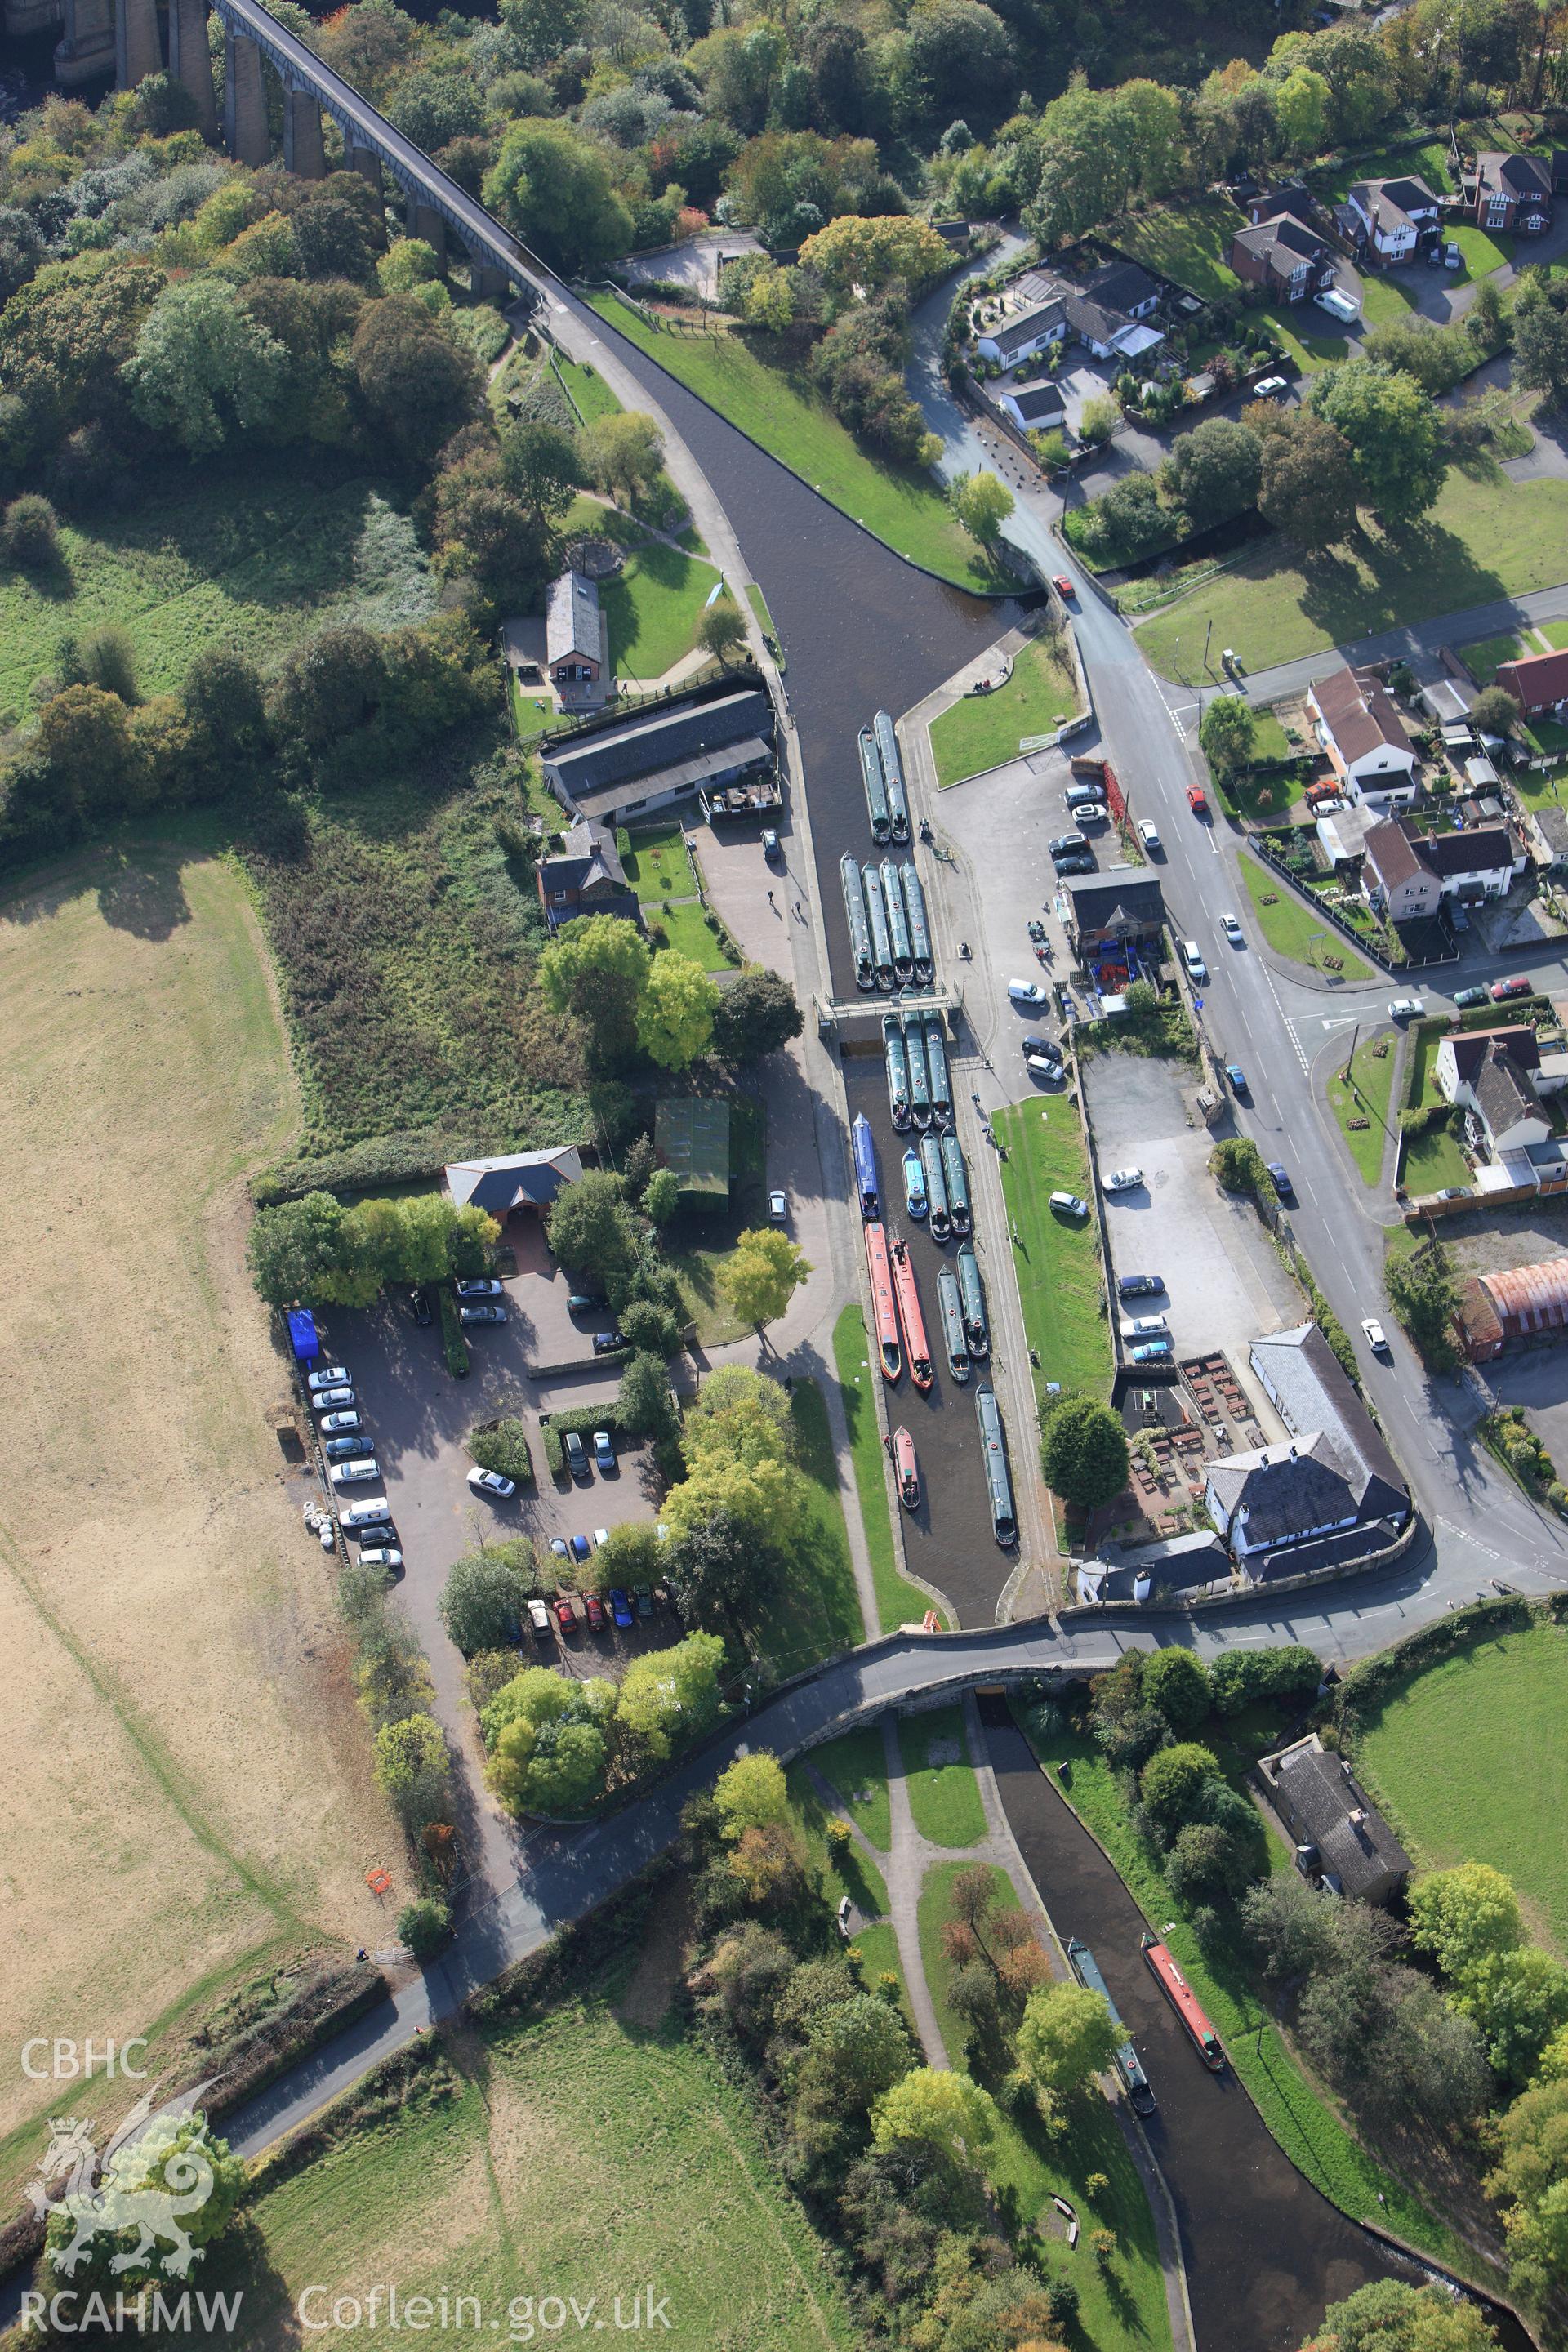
[586,310,1030,1620]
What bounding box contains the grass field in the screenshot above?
[832,1305,935,1633]
[1356,1620,1568,1951]
[929,638,1080,786]
[0,458,433,728]
[1111,198,1243,301]
[1326,1032,1400,1185]
[586,295,998,592]
[994,1098,1113,1402]
[813,1725,892,1850]
[898,1704,987,1846]
[1460,629,1530,684]
[0,845,395,2154]
[649,897,740,969]
[1401,1123,1470,1192]
[219,1976,858,2350]
[1240,853,1373,982]
[742,1379,864,1680]
[1137,458,1568,676]
[552,349,622,424]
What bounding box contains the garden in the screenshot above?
[1240,852,1374,982]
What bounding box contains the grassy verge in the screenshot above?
[898,1704,987,1846]
[929,637,1080,786]
[1017,1712,1464,2265]
[813,1726,892,1851]
[1259,305,1347,374]
[1401,1123,1469,1192]
[1325,1031,1399,1187]
[993,1099,1113,1402]
[832,1303,938,1633]
[786,1761,891,1917]
[552,349,622,424]
[744,581,785,669]
[742,1378,865,1680]
[1460,628,1530,684]
[585,295,999,593]
[1137,457,1568,676]
[1359,274,1418,329]
[1240,853,1373,982]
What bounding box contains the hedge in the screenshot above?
[252,1129,487,1207]
[541,1402,624,1476]
[439,1287,470,1379]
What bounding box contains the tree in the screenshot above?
[581,410,664,507]
[616,1628,726,1759]
[669,1504,757,1628]
[373,1713,451,1826]
[637,1167,679,1231]
[60,623,140,706]
[1200,694,1257,781]
[350,295,480,466]
[697,592,747,663]
[617,1350,679,1437]
[183,645,268,762]
[1243,1872,1341,1981]
[1167,1820,1253,1904]
[540,913,652,1067]
[1138,1742,1219,1838]
[484,1668,616,1814]
[743,264,795,332]
[1039,1393,1129,1512]
[1258,409,1358,550]
[715,1749,789,1835]
[1143,1648,1212,1733]
[497,0,588,65]
[871,2066,997,2173]
[800,1994,912,2114]
[439,1541,541,1655]
[1486,2077,1568,2305]
[1385,1236,1460,1368]
[1275,64,1331,154]
[1364,316,1472,399]
[378,238,443,296]
[498,417,582,527]
[1209,1643,1321,1715]
[1471,684,1521,739]
[595,1520,666,1587]
[1078,394,1118,448]
[484,119,635,275]
[1513,290,1568,405]
[638,951,720,1068]
[1310,359,1444,523]
[1458,1946,1568,2086]
[1311,2280,1503,2352]
[122,277,288,456]
[712,965,804,1062]
[546,1168,639,1290]
[1160,416,1262,528]
[247,1189,345,1304]
[719,1227,811,1330]
[2,493,59,569]
[397,1895,453,1958]
[45,2111,246,2292]
[797,214,953,296]
[729,1820,808,1905]
[949,469,1013,550]
[272,624,384,749]
[1408,1861,1525,1981]
[1017,1980,1120,2105]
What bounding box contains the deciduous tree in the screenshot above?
[1200,693,1257,780]
[545,1167,640,1290]
[871,2065,998,2172]
[1017,1980,1120,2103]
[1039,1392,1129,1512]
[712,965,803,1062]
[1310,358,1444,523]
[715,1748,790,1834]
[638,950,720,1068]
[718,1226,812,1329]
[1258,409,1358,550]
[949,468,1013,548]
[539,913,652,1067]
[484,118,635,274]
[439,1541,541,1656]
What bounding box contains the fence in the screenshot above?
[1252,836,1460,972]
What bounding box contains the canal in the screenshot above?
[583,307,1029,1620]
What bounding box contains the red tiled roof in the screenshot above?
[1497,649,1568,710]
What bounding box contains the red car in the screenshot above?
[553,1593,577,1635]
[1052,574,1076,601]
[583,1590,607,1633]
[1187,784,1209,817]
[1491,976,1531,1001]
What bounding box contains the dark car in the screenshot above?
[1021,1034,1061,1062]
[459,1303,507,1325]
[1225,1062,1248,1095]
[1117,1273,1165,1298]
[1267,1160,1293,1197]
[591,1330,629,1356]
[569,1532,593,1564]
[583,1589,607,1633]
[410,1288,433,1326]
[609,1587,635,1629]
[1453,986,1490,1009]
[323,1434,368,1463]
[1055,853,1095,876]
[563,1430,590,1479]
[1049,833,1085,861]
[567,1291,604,1316]
[353,1521,396,1549]
[635,1585,654,1619]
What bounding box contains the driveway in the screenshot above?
[1490,1345,1568,1471]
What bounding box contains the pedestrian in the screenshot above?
[767,888,776,907]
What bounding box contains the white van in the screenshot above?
[1316,287,1359,323]
[1182,939,1208,982]
[341,1497,394,1530]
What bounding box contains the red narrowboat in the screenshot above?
[865,1222,902,1383]
[890,1236,934,1393]
[1143,1934,1223,2070]
[893,1427,920,1509]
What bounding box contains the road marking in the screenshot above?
[1261,964,1310,1075]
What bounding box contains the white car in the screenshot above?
[455,1277,504,1298]
[593,1526,610,1548]
[319,1409,361,1434]
[1254,376,1289,399]
[1361,1317,1391,1353]
[330,1458,381,1486]
[1102,1167,1144,1193]
[467,1466,516,1499]
[1221,913,1243,942]
[1009,978,1049,1007]
[311,1386,354,1411]
[1182,940,1208,982]
[1049,1190,1089,1218]
[1136,819,1161,851]
[1121,1315,1169,1339]
[306,1365,350,1392]
[1388,997,1425,1021]
[359,1546,403,1572]
[768,1188,788,1222]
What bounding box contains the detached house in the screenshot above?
[1258,1735,1410,1905]
[1230,215,1334,304]
[536,817,639,933]
[1495,648,1568,719]
[976,296,1068,369]
[1345,175,1442,257]
[999,379,1067,435]
[1244,181,1321,230]
[1307,665,1419,804]
[546,570,608,711]
[1437,1023,1567,1134]
[1464,150,1553,234]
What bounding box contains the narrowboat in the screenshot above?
[901,861,933,984]
[1068,1940,1156,2117]
[902,1148,928,1220]
[890,1236,933,1392]
[880,859,915,983]
[853,1114,880,1221]
[936,1267,970,1382]
[924,1014,951,1126]
[1143,1934,1224,2070]
[841,855,875,991]
[859,727,890,844]
[874,709,910,844]
[956,1241,989,1357]
[904,1013,932,1129]
[864,1222,902,1383]
[883,1013,911,1132]
[892,1426,920,1510]
[862,862,896,990]
[976,1384,1017,1546]
[941,1131,971,1236]
[920,1133,951,1242]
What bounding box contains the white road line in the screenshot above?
[1262,964,1310,1074]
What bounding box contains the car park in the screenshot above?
[569,1533,593,1565]
[1453,986,1489,1009]
[1021,1034,1058,1061]
[1220,913,1242,942]
[311,1385,354,1410]
[1009,979,1049,1007]
[528,1597,553,1642]
[609,1588,635,1628]
[554,1592,577,1634]
[342,1499,394,1530]
[549,1536,569,1561]
[593,1429,616,1471]
[1225,1062,1248,1095]
[1053,574,1076,599]
[319,1409,361,1434]
[307,1365,350,1392]
[635,1585,654,1619]
[359,1546,403,1573]
[467,1466,516,1500]
[455,1277,504,1298]
[583,1589,606,1632]
[1130,1339,1174,1363]
[593,1526,610,1549]
[1102,1167,1144,1192]
[1049,1190,1089,1218]
[1118,1273,1164,1297]
[459,1303,507,1325]
[324,1434,368,1463]
[1136,819,1161,852]
[1388,997,1425,1020]
[329,1458,381,1486]
[1267,1161,1293,1197]
[768,1189,788,1223]
[1182,940,1208,982]
[1361,1317,1391,1353]
[1491,976,1531,1001]
[591,1330,629,1355]
[564,1431,590,1478]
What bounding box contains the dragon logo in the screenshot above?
[27,2078,223,2282]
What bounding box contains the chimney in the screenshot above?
[1348,1808,1368,1829]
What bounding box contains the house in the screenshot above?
[546,570,608,710]
[999,379,1067,435]
[1463,150,1553,234]
[541,685,776,828]
[1062,290,1164,363]
[1344,174,1443,257]
[976,296,1069,368]
[1361,818,1440,922]
[445,1145,584,1218]
[1060,871,1165,953]
[1495,648,1568,718]
[1083,260,1161,320]
[1307,665,1419,804]
[1258,1735,1410,1905]
[1529,804,1568,868]
[1205,1435,1399,1563]
[1244,181,1321,231]
[1437,1027,1552,1156]
[1248,1321,1410,1538]
[1230,214,1334,303]
[1417,824,1521,900]
[536,817,639,933]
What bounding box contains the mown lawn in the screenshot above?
[552,348,622,424]
[1111,198,1243,301]
[786,1760,891,1917]
[1356,1619,1568,1951]
[1259,305,1347,374]
[1249,708,1294,761]
[832,1303,938,1633]
[741,1378,865,1680]
[649,897,739,969]
[1310,139,1456,204]
[1137,458,1568,676]
[1239,853,1373,982]
[1358,273,1418,328]
[898,1704,987,1846]
[599,537,722,680]
[585,295,999,592]
[1401,1123,1470,1192]
[1325,1031,1400,1186]
[1408,1019,1448,1106]
[813,1723,892,1851]
[1460,628,1530,683]
[617,821,693,901]
[1540,619,1568,651]
[994,1098,1113,1402]
[929,638,1080,787]
[1447,221,1514,277]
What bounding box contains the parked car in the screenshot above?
[635,1585,654,1619]
[311,1386,354,1411]
[1316,286,1360,323]
[1049,1190,1089,1218]
[1443,241,1463,267]
[583,1588,606,1632]
[567,1290,604,1316]
[762,828,781,862]
[1225,1062,1248,1095]
[1074,801,1108,828]
[564,1430,590,1479]
[1021,1034,1058,1062]
[1254,375,1288,399]
[1388,996,1425,1020]
[1065,782,1104,811]
[410,1290,432,1327]
[1025,1054,1062,1082]
[1118,1273,1164,1298]
[609,1587,635,1628]
[593,1429,616,1471]
[306,1365,350,1392]
[1267,1161,1293,1198]
[1136,819,1162,852]
[1187,785,1209,817]
[459,1303,507,1325]
[1453,986,1490,1009]
[528,1597,553,1642]
[1220,912,1243,942]
[1102,1167,1144,1192]
[324,1434,368,1463]
[1491,976,1532,1001]
[593,1526,610,1549]
[341,1501,394,1532]
[1009,978,1049,1007]
[554,1592,577,1635]
[1122,1315,1169,1339]
[569,1533,593,1565]
[1049,832,1086,859]
[1130,1339,1174,1363]
[768,1188,788,1223]
[319,1409,361,1434]
[455,1277,504,1298]
[329,1458,381,1486]
[1182,940,1209,982]
[1055,853,1095,876]
[1052,573,1076,600]
[1433,1185,1472,1200]
[549,1536,569,1561]
[467,1466,516,1500]
[592,1330,629,1355]
[359,1546,403,1573]
[1361,1317,1391,1354]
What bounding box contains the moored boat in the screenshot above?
[904,1013,931,1129]
[889,1234,933,1392]
[884,1013,911,1132]
[865,1221,902,1382]
[902,1148,928,1220]
[956,1240,989,1357]
[859,728,890,844]
[936,1267,970,1382]
[893,1426,920,1510]
[942,1132,971,1236]
[853,1114,880,1220]
[920,1133,951,1242]
[901,861,933,984]
[924,1014,951,1126]
[875,710,910,844]
[841,855,875,991]
[880,859,915,983]
[862,862,896,990]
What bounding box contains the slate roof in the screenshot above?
[539,817,631,900]
[1311,664,1411,764]
[1085,259,1160,314]
[1475,1045,1542,1138]
[1444,1025,1539,1088]
[1063,292,1131,347]
[1419,824,1514,875]
[990,298,1067,357]
[1475,150,1552,202]
[1261,1735,1410,1901]
[1349,174,1441,234]
[446,1145,584,1214]
[1361,817,1427,893]
[1248,181,1318,227]
[1004,379,1067,426]
[546,570,602,668]
[544,690,773,807]
[1207,1437,1362,1545]
[1247,1322,1408,1521]
[1234,215,1325,274]
[1061,872,1165,931]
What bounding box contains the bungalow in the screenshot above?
[1307,665,1419,804]
[546,569,608,711]
[536,816,639,933]
[445,1145,583,1219]
[1083,260,1162,321]
[1419,824,1522,900]
[1063,290,1164,363]
[1344,174,1442,258]
[542,685,777,829]
[999,378,1067,434]
[1258,1735,1410,1905]
[1230,214,1334,304]
[1495,648,1568,719]
[976,296,1069,369]
[1361,817,1440,922]
[1463,150,1553,234]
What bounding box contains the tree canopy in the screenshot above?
[1039,1393,1129,1512]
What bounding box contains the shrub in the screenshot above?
[397,1896,453,1958]
[468,1416,535,1485]
[439,1286,470,1379]
[1209,1644,1321,1716]
[3,492,60,568]
[1138,1742,1219,1840]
